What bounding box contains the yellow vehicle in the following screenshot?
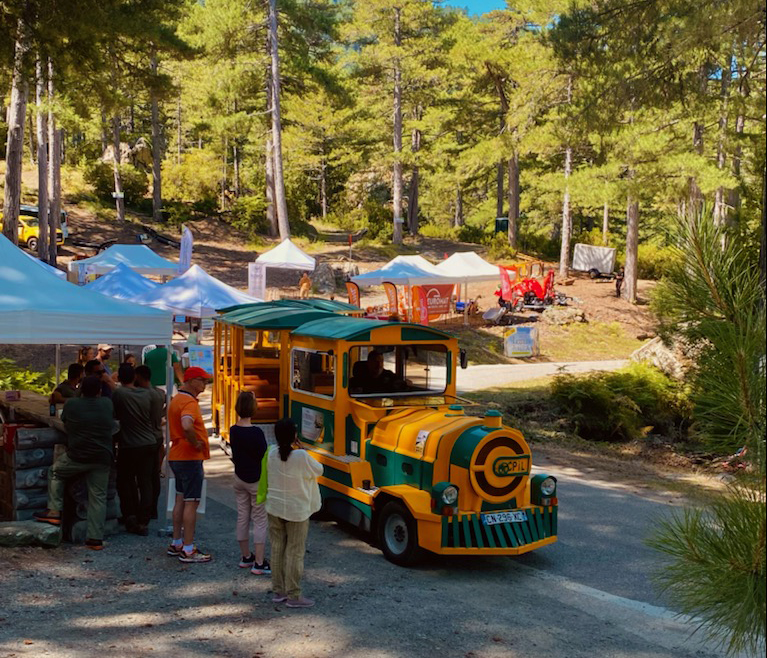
[0,206,64,252]
[213,299,558,565]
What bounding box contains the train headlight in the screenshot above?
[441,485,459,505]
[530,474,557,506]
[539,477,556,496]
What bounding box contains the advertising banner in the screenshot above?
[346,281,360,307]
[383,282,398,315]
[411,286,430,326]
[420,283,453,318]
[503,327,540,358]
[248,262,266,299]
[178,225,193,273]
[499,265,514,301]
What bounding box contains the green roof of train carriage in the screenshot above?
[218,306,335,329]
[219,298,360,315]
[290,315,453,341]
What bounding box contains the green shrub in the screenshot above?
[362,200,393,242]
[517,229,560,260]
[82,160,149,206]
[162,149,220,207]
[484,232,518,262]
[550,362,691,442]
[228,195,268,237]
[0,359,56,395]
[636,243,682,279]
[458,223,487,244]
[419,223,455,240]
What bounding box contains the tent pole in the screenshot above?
[162,341,173,537]
[464,281,468,326]
[55,344,61,383]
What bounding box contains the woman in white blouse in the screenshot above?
[266,417,323,608]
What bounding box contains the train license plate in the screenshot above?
[481,511,527,525]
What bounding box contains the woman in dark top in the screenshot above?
[230,391,270,574]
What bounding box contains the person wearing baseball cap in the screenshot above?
[166,366,213,563]
[96,344,116,379]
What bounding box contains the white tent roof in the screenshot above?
[255,238,315,271]
[351,255,452,286]
[0,234,171,345]
[434,251,500,282]
[84,262,160,301]
[132,264,263,318]
[68,244,178,276]
[21,249,66,279]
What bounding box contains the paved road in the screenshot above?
[456,359,628,392]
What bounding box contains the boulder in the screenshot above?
[0,521,61,548]
[630,336,685,379]
[313,263,336,294]
[541,306,586,325]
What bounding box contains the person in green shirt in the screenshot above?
[143,346,183,390]
[34,375,115,550]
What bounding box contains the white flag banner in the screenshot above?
[248,262,266,300]
[178,226,193,273]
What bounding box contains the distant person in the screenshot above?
[143,345,184,392]
[230,391,269,574]
[167,366,213,563]
[34,375,115,550]
[84,359,115,398]
[112,364,157,536]
[187,324,201,346]
[78,346,96,367]
[96,344,115,377]
[49,363,84,405]
[266,417,323,608]
[135,365,166,520]
[112,353,137,383]
[615,267,625,298]
[299,273,312,299]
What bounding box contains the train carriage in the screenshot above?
[213,301,558,565]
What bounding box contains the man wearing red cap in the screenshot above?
[166,366,213,562]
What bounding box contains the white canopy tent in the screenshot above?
[435,251,501,324]
[0,234,172,346]
[351,255,451,286]
[255,238,316,270]
[84,262,160,301]
[133,264,262,318]
[68,244,178,279]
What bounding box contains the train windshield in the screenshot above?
[348,344,448,397]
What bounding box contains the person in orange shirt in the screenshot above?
[166,366,213,563]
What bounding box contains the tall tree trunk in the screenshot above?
[27,111,35,167]
[150,53,163,222]
[454,187,464,228]
[100,109,108,156]
[728,62,749,214]
[507,151,519,249]
[221,136,228,211]
[2,18,30,245]
[391,6,404,245]
[689,66,707,213]
[111,114,125,221]
[268,0,290,240]
[320,158,328,221]
[48,57,61,265]
[602,200,609,245]
[713,53,732,226]
[35,57,49,261]
[264,38,277,237]
[496,114,504,218]
[233,142,241,198]
[176,95,182,164]
[407,122,421,235]
[624,197,639,303]
[559,75,573,277]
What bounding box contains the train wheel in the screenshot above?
[378,501,422,566]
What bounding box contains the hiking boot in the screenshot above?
[286,597,314,608]
[251,559,271,575]
[85,539,104,551]
[166,543,183,557]
[178,547,212,563]
[238,553,256,568]
[33,510,61,526]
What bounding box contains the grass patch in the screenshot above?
[540,321,646,361]
[450,326,508,364]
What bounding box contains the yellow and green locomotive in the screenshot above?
[213,300,558,565]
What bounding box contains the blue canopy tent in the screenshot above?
[67,244,178,280]
[84,262,160,301]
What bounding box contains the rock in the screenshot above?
[0,521,61,548]
[630,336,684,379]
[540,306,586,325]
[313,263,336,294]
[130,137,153,169]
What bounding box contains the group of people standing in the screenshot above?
[36,344,324,608]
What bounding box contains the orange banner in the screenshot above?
[383,282,398,315]
[346,281,360,307]
[420,284,453,317]
[411,286,430,326]
[499,265,514,301]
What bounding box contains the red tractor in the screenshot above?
[498,269,569,312]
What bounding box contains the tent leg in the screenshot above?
[463,282,468,326]
[160,342,174,537]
